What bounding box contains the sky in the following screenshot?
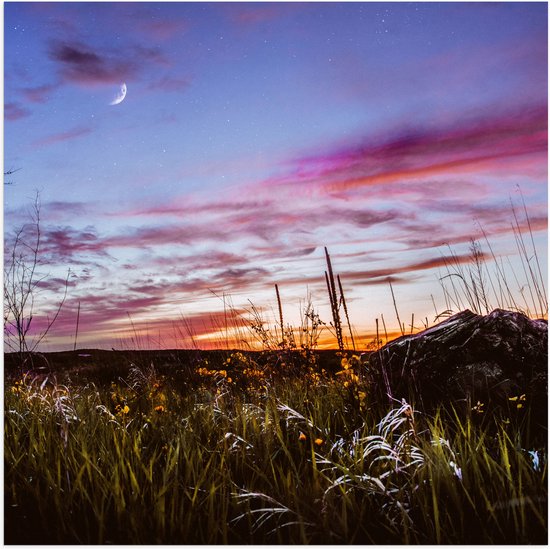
[4,1,548,352]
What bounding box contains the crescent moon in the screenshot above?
[110,83,127,106]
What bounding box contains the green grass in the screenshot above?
[4,357,547,544]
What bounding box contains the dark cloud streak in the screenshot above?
[49,40,169,86]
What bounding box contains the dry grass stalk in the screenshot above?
[73,301,81,352]
[388,279,405,337]
[337,274,356,351]
[275,284,285,348]
[381,314,388,345]
[324,247,344,351]
[518,188,547,311]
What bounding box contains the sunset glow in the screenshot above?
[4,2,547,351]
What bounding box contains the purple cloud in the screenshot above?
[31,300,248,349]
[48,39,169,87]
[149,76,191,93]
[20,83,58,103]
[226,4,301,26]
[139,18,188,41]
[49,40,137,85]
[262,105,547,193]
[32,126,92,148]
[39,225,109,263]
[43,201,90,219]
[344,253,488,285]
[35,277,78,292]
[5,102,30,121]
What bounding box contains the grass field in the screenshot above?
[4,349,547,544]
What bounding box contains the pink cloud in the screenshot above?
[343,253,488,286]
[148,76,191,93]
[118,198,275,218]
[268,252,482,290]
[20,83,58,103]
[31,126,92,149]
[35,277,78,292]
[34,222,227,266]
[5,102,30,121]
[139,18,188,41]
[38,225,108,263]
[146,250,248,271]
[94,177,544,267]
[8,247,489,350]
[43,201,90,220]
[118,197,406,241]
[25,289,250,350]
[31,187,544,298]
[229,5,287,25]
[25,294,168,340]
[262,105,547,194]
[103,224,225,249]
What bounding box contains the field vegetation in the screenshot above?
[5,346,547,544]
[4,195,547,543]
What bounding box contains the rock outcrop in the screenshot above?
[367,309,547,413]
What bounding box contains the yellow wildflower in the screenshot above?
[115,404,130,415]
[314,438,324,446]
[10,380,25,394]
[509,394,526,409]
[472,401,484,414]
[154,405,166,413]
[299,432,307,442]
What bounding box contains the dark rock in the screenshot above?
[367,309,547,412]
